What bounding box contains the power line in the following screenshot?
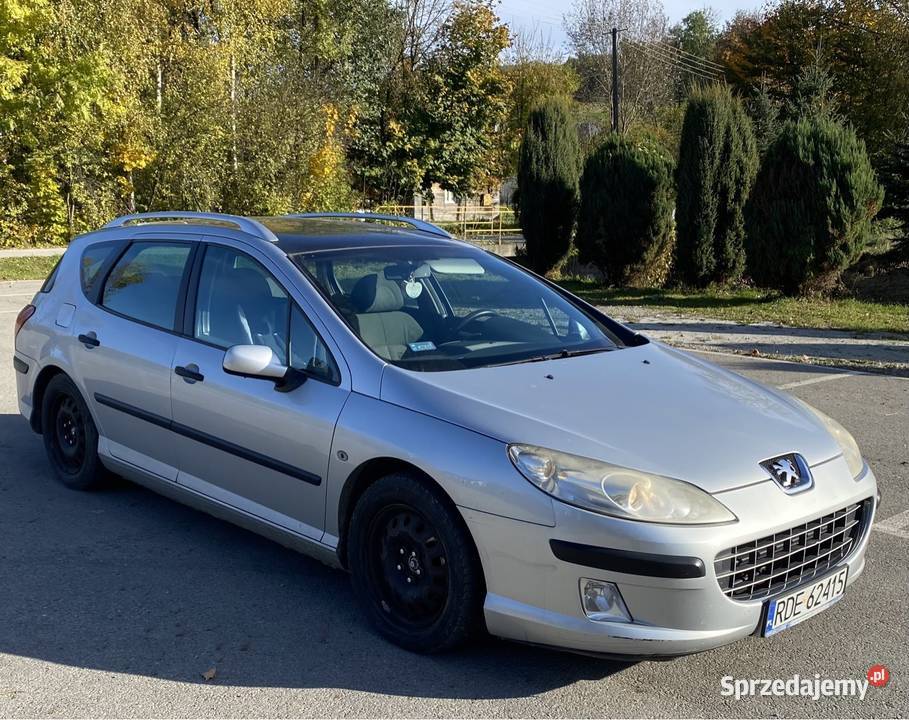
[626,40,721,77]
[623,40,721,83]
[642,44,721,79]
[623,39,721,82]
[653,39,725,72]
[653,42,725,73]
[639,49,720,83]
[643,41,723,75]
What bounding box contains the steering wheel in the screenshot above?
[453,309,502,336]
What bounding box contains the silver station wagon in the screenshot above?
[13,211,878,657]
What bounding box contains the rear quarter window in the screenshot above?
[80,241,121,297]
[39,255,63,293]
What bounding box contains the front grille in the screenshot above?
[715,501,869,602]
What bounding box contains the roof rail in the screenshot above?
[286,212,453,239]
[104,211,279,243]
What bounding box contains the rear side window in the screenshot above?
[102,242,192,330]
[80,241,120,297]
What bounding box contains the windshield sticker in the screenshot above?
[408,341,437,352]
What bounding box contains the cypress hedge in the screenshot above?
[745,116,884,294]
[576,135,675,287]
[878,133,909,261]
[516,98,581,273]
[675,85,758,286]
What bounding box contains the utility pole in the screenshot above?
[611,27,620,133]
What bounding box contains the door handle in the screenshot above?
[175,364,204,383]
[78,333,100,348]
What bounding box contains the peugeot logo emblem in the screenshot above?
[761,453,813,494]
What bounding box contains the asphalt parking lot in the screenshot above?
[1,280,907,718]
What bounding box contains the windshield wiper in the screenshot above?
[491,347,613,367]
[553,347,614,359]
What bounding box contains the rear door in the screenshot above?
[71,238,197,479]
[170,240,349,539]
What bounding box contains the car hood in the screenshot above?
[379,343,842,494]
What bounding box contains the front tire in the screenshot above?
[348,472,484,653]
[41,374,105,490]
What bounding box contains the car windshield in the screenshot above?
[292,245,623,371]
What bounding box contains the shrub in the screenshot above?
[745,116,884,294]
[675,85,758,286]
[878,131,909,261]
[576,135,675,287]
[516,98,581,273]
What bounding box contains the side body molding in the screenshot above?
[94,393,321,485]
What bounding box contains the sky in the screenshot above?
[497,0,764,51]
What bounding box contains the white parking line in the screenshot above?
[873,509,909,539]
[777,374,854,390]
[0,293,33,297]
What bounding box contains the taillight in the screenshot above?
[14,304,36,339]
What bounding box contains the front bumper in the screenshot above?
[461,456,877,657]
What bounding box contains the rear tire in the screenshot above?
[41,374,105,490]
[348,472,484,653]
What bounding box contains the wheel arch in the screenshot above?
[336,456,479,571]
[28,364,68,433]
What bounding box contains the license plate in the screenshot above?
[762,566,848,637]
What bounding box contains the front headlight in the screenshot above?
[507,444,737,524]
[800,402,865,477]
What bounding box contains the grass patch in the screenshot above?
[559,281,909,336]
[0,255,61,281]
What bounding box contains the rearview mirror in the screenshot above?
[223,345,289,381]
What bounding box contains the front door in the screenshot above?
[170,242,348,539]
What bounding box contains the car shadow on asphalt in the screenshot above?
[0,413,631,698]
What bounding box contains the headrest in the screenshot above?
[351,273,404,313]
[230,267,272,298]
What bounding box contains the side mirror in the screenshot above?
[223,345,289,381]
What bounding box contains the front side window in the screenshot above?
[194,246,339,382]
[194,245,289,358]
[101,242,192,330]
[290,306,340,384]
[293,246,622,371]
